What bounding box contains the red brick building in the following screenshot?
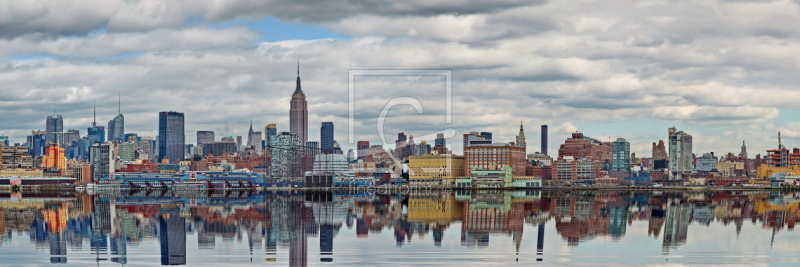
[463,133,526,176]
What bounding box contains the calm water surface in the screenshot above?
[1,190,800,266]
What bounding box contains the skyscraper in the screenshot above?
[247,121,262,154]
[611,138,631,171]
[90,142,112,181]
[88,102,106,145]
[28,130,47,157]
[265,124,277,152]
[290,63,309,144]
[45,114,63,146]
[541,125,548,155]
[321,122,334,154]
[668,127,692,181]
[158,111,185,164]
[107,95,124,142]
[516,121,526,148]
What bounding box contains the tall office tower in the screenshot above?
[29,130,47,156]
[0,135,7,146]
[90,142,112,181]
[271,132,302,180]
[45,114,63,146]
[541,125,548,155]
[196,131,215,146]
[159,206,187,265]
[346,149,354,162]
[516,121,526,148]
[320,122,334,154]
[158,111,185,164]
[668,127,693,181]
[290,63,309,144]
[611,138,631,171]
[356,141,370,159]
[265,124,277,152]
[88,101,106,145]
[63,129,80,146]
[247,121,263,154]
[107,95,124,142]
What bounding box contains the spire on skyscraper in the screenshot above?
[516,121,526,148]
[93,100,97,127]
[118,93,121,114]
[294,61,303,94]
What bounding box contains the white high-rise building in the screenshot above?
[668,127,693,181]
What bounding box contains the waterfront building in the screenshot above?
[158,111,185,164]
[321,122,334,154]
[455,165,513,188]
[271,132,302,180]
[611,138,630,171]
[312,154,349,174]
[463,131,526,177]
[408,155,465,186]
[290,63,309,144]
[668,127,693,181]
[553,157,598,182]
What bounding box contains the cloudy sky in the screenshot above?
[2,0,800,156]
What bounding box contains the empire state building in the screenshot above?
[290,63,308,144]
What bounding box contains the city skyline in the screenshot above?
[3,1,800,156]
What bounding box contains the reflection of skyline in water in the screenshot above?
[0,190,800,265]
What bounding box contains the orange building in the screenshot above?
[42,143,66,170]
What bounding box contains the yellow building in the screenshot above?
[717,161,744,177]
[755,164,800,180]
[407,195,463,222]
[0,168,44,176]
[408,155,465,186]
